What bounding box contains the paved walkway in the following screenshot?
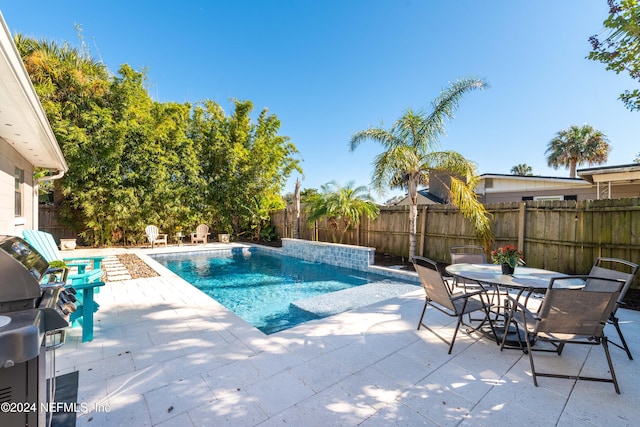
[54,244,640,426]
[101,255,132,281]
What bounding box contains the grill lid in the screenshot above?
[0,235,49,305]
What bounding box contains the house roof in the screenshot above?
[0,13,67,172]
[577,163,640,184]
[478,173,585,183]
[417,189,445,204]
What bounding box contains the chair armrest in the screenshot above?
[64,256,105,261]
[504,294,540,330]
[70,281,105,291]
[64,256,104,271]
[450,288,489,301]
[67,269,104,286]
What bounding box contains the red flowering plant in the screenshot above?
[490,245,525,268]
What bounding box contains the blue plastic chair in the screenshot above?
[22,230,105,342]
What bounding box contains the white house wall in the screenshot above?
[477,177,589,193]
[475,176,593,203]
[0,139,34,235]
[479,187,597,204]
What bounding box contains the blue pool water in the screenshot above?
[152,249,405,334]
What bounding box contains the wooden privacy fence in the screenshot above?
[272,198,640,283]
[38,206,79,242]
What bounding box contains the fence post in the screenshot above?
[518,202,526,251]
[419,206,427,257]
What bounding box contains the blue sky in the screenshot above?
[2,1,638,202]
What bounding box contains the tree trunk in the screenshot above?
[570,159,577,178]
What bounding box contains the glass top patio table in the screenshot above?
[445,263,584,292]
[445,263,585,349]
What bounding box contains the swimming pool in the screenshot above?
[152,248,416,334]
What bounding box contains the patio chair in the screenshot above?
[449,245,487,292]
[190,224,210,244]
[145,225,168,248]
[584,257,639,360]
[22,229,105,342]
[500,276,623,393]
[411,256,498,354]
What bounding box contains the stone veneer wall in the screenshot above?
[281,238,375,272]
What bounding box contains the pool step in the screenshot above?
[291,281,421,317]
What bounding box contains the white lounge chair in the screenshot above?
[145,225,168,248]
[191,224,210,244]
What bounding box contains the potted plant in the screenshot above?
[490,245,525,275]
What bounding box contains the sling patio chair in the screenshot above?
[411,256,498,354]
[449,245,508,314]
[145,225,168,248]
[190,224,210,244]
[584,257,639,360]
[500,276,624,393]
[449,245,487,293]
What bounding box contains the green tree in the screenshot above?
[350,78,492,259]
[190,99,301,235]
[510,164,533,176]
[588,0,640,111]
[306,181,379,243]
[17,34,301,245]
[242,194,285,241]
[546,125,611,178]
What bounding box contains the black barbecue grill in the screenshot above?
[0,235,76,427]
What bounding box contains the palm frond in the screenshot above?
[425,77,488,142]
[350,128,401,151]
[449,177,494,243]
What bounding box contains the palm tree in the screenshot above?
[306,181,379,244]
[510,164,533,176]
[546,125,611,178]
[350,77,492,259]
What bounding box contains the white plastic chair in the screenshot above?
[145,225,168,248]
[190,224,210,244]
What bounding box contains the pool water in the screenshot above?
[153,249,401,334]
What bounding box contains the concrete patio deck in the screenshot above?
[54,244,640,426]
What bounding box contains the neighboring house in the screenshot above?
[577,164,640,200]
[477,164,640,204]
[393,164,640,206]
[475,174,591,204]
[0,13,67,236]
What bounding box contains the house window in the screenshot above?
[533,195,564,201]
[15,167,24,217]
